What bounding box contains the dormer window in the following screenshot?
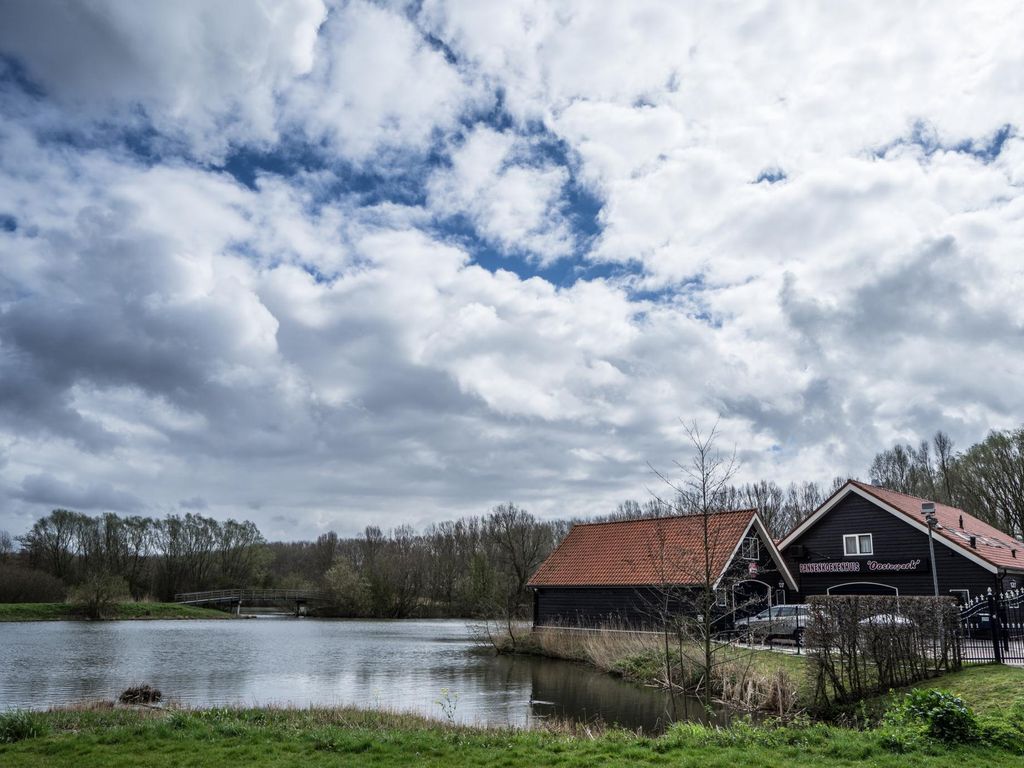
[844,533,873,556]
[741,536,760,561]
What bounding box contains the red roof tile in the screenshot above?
[847,480,1024,572]
[528,509,757,587]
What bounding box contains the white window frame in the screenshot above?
[843,533,873,556]
[740,536,760,561]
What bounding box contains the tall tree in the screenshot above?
[648,420,740,709]
[955,427,1024,537]
[484,503,552,646]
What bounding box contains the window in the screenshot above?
[843,533,873,556]
[949,589,970,605]
[740,536,760,561]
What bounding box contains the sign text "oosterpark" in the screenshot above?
[798,559,925,574]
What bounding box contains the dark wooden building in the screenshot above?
[779,480,1024,601]
[528,509,797,628]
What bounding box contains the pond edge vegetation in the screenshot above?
[1,695,1023,766]
[0,602,231,622]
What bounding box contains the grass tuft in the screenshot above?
[0,711,49,743]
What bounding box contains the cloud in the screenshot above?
[14,472,144,513]
[0,0,327,160]
[427,126,574,262]
[1,2,1023,540]
[287,0,487,163]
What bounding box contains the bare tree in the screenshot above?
[647,420,744,709]
[484,502,552,649]
[0,529,13,562]
[933,431,956,504]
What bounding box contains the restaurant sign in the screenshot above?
[799,559,925,575]
[867,558,923,572]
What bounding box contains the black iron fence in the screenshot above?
[959,588,1024,665]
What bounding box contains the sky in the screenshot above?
[1,1,1023,540]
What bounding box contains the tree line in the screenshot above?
[869,427,1024,538]
[2,423,1022,615]
[3,510,266,604]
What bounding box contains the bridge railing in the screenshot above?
[174,589,327,603]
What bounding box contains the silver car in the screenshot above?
[734,604,809,643]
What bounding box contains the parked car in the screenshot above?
[734,604,809,643]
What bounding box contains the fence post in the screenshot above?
[988,590,1003,664]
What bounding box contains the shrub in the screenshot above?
[0,710,49,743]
[806,595,962,706]
[0,564,66,602]
[69,574,129,619]
[884,689,978,745]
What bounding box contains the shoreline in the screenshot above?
[1,701,1022,767]
[0,602,233,622]
[490,624,1024,721]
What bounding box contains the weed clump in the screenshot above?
[0,710,50,743]
[881,688,978,749]
[119,684,162,705]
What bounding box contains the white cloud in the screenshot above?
[0,0,327,159]
[2,2,1024,539]
[288,0,486,162]
[427,126,573,262]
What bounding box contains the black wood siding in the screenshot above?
[783,494,999,600]
[534,523,787,627]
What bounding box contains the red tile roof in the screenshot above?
[528,509,757,587]
[847,480,1024,572]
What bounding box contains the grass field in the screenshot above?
[1,702,1022,768]
[0,602,231,621]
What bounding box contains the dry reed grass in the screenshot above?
[484,621,802,716]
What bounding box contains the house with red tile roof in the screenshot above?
[528,509,797,628]
[779,480,1024,601]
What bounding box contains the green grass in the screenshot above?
[0,704,1021,767]
[915,665,1024,715]
[0,602,231,622]
[854,664,1024,719]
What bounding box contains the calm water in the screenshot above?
[0,618,695,731]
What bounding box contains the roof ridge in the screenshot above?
[572,508,757,527]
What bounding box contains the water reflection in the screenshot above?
[526,657,733,731]
[0,619,707,731]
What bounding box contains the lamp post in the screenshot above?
[922,502,940,597]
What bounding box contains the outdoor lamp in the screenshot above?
[921,502,940,596]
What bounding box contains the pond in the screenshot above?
[0,618,718,731]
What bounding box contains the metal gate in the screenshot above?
[959,588,1024,665]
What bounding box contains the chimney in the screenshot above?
[1013,549,1018,559]
[969,536,977,549]
[959,514,964,529]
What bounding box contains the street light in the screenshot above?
[922,502,940,597]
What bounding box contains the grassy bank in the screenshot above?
[0,602,231,621]
[490,624,1024,718]
[861,664,1024,719]
[492,623,809,713]
[1,702,1022,767]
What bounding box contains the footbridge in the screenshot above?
[174,588,328,615]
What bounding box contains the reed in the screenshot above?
[482,621,804,714]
